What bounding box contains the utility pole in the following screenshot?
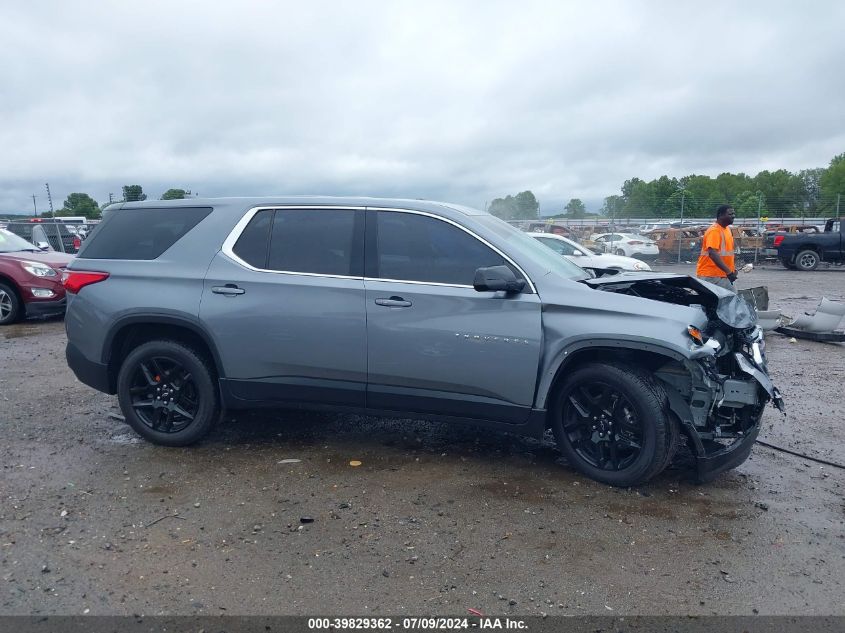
[45,183,54,215]
[754,192,763,265]
[837,193,841,217]
[677,190,685,263]
[32,195,37,217]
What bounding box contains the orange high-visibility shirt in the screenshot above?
[696,223,735,278]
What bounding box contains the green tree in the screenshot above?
[733,191,763,218]
[513,190,539,219]
[488,195,516,220]
[601,195,624,218]
[800,168,825,215]
[564,198,586,218]
[820,153,845,214]
[59,193,99,219]
[161,188,187,200]
[122,185,147,202]
[488,190,539,220]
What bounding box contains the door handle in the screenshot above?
[212,284,246,296]
[374,296,412,308]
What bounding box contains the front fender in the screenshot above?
[534,335,693,409]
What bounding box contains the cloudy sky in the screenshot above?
[1,1,843,215]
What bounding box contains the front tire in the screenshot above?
[615,248,626,257]
[0,282,22,325]
[551,363,678,487]
[794,249,820,271]
[117,340,219,446]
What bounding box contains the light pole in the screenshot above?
[754,192,762,265]
[677,188,686,264]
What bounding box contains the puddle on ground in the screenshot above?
[107,433,143,445]
[1,326,39,339]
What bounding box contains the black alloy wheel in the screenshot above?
[128,355,199,434]
[561,381,643,471]
[117,340,219,446]
[552,362,677,486]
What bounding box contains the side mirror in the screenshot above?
[36,241,51,251]
[571,250,583,256]
[474,266,526,293]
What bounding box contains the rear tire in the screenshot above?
[551,363,677,487]
[0,282,22,325]
[794,249,820,271]
[117,340,219,446]
[615,249,626,256]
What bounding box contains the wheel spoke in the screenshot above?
[172,404,194,421]
[164,408,175,431]
[615,435,641,451]
[132,399,155,409]
[150,406,164,430]
[149,358,164,378]
[139,362,158,387]
[609,438,619,469]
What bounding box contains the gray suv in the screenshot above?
[64,197,783,486]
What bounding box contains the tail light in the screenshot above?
[73,236,81,250]
[61,271,109,294]
[773,235,785,247]
[628,240,644,245]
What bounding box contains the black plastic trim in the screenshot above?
[66,341,112,394]
[220,377,365,408]
[367,384,531,424]
[25,298,66,317]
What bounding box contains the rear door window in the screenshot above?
[266,209,362,276]
[79,207,212,259]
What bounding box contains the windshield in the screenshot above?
[473,215,591,281]
[0,228,39,253]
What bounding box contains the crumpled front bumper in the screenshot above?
[694,409,762,483]
[693,350,782,482]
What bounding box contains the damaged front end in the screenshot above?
[584,273,785,482]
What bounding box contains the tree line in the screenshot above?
[44,185,190,219]
[489,152,845,221]
[39,151,845,221]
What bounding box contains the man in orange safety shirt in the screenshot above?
[696,205,738,292]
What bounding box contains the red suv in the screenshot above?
[0,228,73,325]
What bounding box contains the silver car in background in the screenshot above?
[530,233,652,272]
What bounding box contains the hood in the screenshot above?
[0,250,74,268]
[580,272,757,329]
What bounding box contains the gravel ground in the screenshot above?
[1,264,843,616]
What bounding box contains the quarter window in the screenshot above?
[374,211,507,285]
[232,209,273,268]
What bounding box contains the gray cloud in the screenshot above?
[1,1,843,215]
